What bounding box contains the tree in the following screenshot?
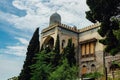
[18,28,40,80]
[63,38,76,66]
[113,19,120,54]
[86,0,120,55]
[53,34,61,67]
[49,58,78,80]
[49,38,78,80]
[8,76,18,80]
[30,35,61,80]
[54,34,60,54]
[30,50,53,80]
[31,50,78,80]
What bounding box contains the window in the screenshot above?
[81,42,96,57]
[86,43,90,55]
[62,40,65,49]
[81,44,85,56]
[90,42,95,54]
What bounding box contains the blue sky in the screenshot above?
[0,0,92,80]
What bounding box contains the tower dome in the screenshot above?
[49,12,61,26]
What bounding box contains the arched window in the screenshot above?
[62,40,65,49]
[91,64,96,72]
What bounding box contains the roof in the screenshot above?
[79,38,97,44]
[49,12,61,26]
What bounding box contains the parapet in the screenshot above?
[58,23,79,33]
[78,22,101,32]
[41,22,101,33]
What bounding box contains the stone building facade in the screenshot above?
[40,12,120,76]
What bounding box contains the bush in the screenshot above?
[84,72,103,79]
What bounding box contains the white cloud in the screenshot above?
[0,45,27,56]
[15,37,29,45]
[0,37,29,57]
[0,36,29,57]
[1,0,92,32]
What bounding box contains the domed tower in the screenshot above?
[49,12,61,26]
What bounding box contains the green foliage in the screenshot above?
[86,0,120,55]
[84,72,103,79]
[30,50,53,80]
[30,50,78,80]
[114,29,120,40]
[18,28,40,80]
[86,0,120,23]
[49,59,78,80]
[8,76,18,80]
[111,61,120,67]
[30,38,78,80]
[113,26,120,47]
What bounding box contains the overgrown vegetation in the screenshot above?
[30,37,78,80]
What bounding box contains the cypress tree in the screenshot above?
[86,0,120,55]
[53,34,61,67]
[54,34,60,54]
[63,38,76,66]
[18,28,40,80]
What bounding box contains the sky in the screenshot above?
[0,0,92,80]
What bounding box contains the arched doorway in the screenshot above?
[81,65,87,75]
[42,36,54,50]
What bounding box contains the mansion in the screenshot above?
[40,12,120,76]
